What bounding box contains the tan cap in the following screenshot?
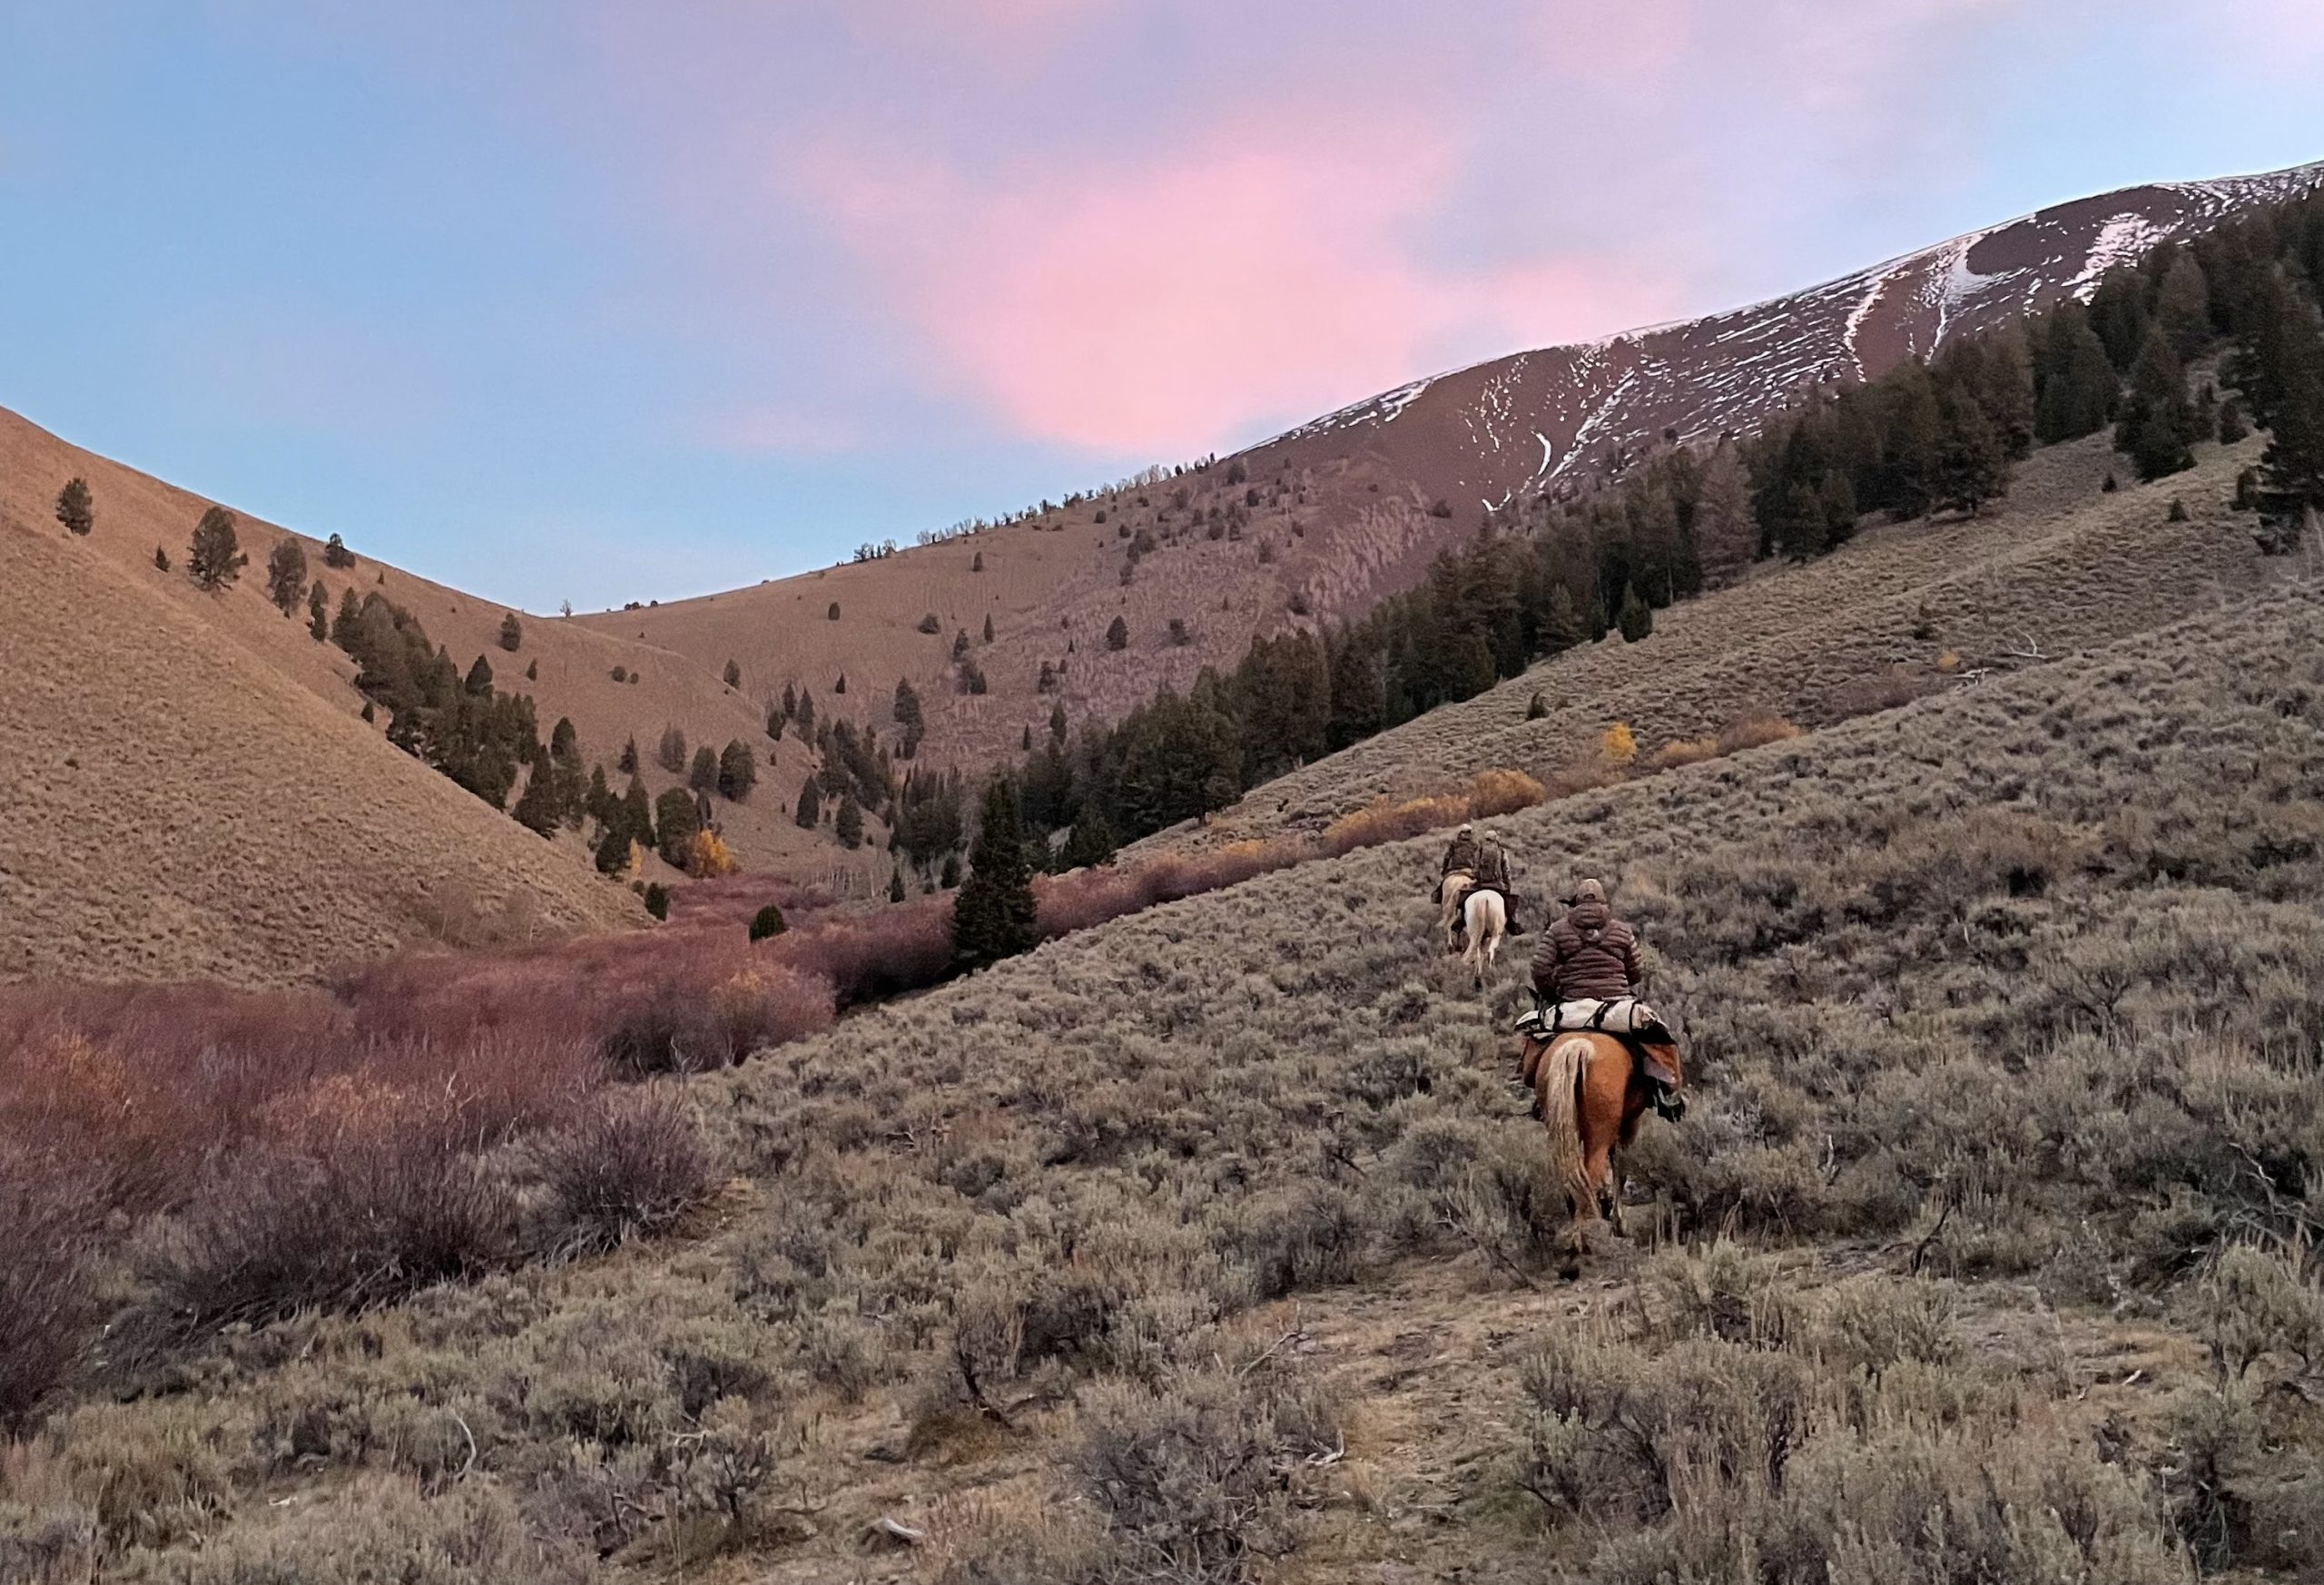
[1573,878,1606,903]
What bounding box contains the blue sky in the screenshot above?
[3,2,2318,611]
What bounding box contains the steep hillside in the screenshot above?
[584,159,2322,773]
[0,407,883,887]
[1172,427,2290,852]
[0,516,640,987]
[21,566,2321,1580]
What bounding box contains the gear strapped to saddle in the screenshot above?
[1515,998,1684,1109]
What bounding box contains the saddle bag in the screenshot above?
[1516,997,1675,1046]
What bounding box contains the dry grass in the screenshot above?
[8,565,2321,1579]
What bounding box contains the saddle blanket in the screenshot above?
[1515,998,1672,1043]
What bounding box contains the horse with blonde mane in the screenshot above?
[1437,871,1475,953]
[1520,1026,1683,1244]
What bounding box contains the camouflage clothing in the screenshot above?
[1441,832,1481,877]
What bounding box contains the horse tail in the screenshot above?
[1536,1036,1591,1206]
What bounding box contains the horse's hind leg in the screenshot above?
[1600,1148,1626,1238]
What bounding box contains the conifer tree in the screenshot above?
[308,580,329,641]
[1061,808,1117,869]
[689,743,720,793]
[622,775,655,849]
[154,546,170,572]
[794,776,822,830]
[1105,615,1129,650]
[54,477,93,537]
[585,763,613,829]
[797,693,815,733]
[2089,271,2150,370]
[2247,277,2324,553]
[1616,584,1653,643]
[835,789,864,849]
[322,532,356,568]
[781,681,798,720]
[189,506,248,590]
[2116,324,2197,481]
[266,539,309,615]
[982,613,995,643]
[465,654,495,695]
[332,586,362,649]
[1543,584,1589,653]
[717,738,757,801]
[2156,251,2213,359]
[594,825,635,876]
[1935,385,2008,514]
[513,748,563,835]
[2219,396,2250,443]
[657,724,687,773]
[833,672,846,695]
[1020,724,1033,752]
[618,736,639,775]
[654,789,699,867]
[888,865,907,903]
[951,776,1039,967]
[1693,443,1757,586]
[1049,703,1068,743]
[724,658,741,688]
[2035,305,2117,443]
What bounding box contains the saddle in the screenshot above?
[1515,999,1682,1093]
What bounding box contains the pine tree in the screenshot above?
[2089,271,2149,370]
[308,580,329,641]
[982,613,995,643]
[951,776,1039,967]
[54,477,93,537]
[2116,324,2197,482]
[585,763,613,828]
[266,539,309,615]
[794,776,822,830]
[332,586,361,649]
[888,865,907,903]
[689,744,720,793]
[940,852,961,890]
[657,724,687,773]
[513,749,562,835]
[2156,251,2212,359]
[1693,443,1757,586]
[972,551,984,572]
[1061,809,1117,869]
[781,681,798,720]
[797,693,815,733]
[833,672,846,695]
[1616,584,1653,643]
[2250,278,2324,554]
[1105,615,1129,651]
[654,789,700,867]
[189,506,248,590]
[1543,584,1589,653]
[622,775,655,849]
[618,736,639,775]
[2219,396,2250,444]
[322,532,356,568]
[827,601,841,620]
[835,790,864,849]
[724,658,741,688]
[1935,385,2008,514]
[750,903,787,940]
[465,654,495,695]
[594,826,635,876]
[717,738,757,801]
[2035,305,2117,443]
[1049,704,1068,743]
[154,546,170,572]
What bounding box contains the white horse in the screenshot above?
[1438,871,1475,953]
[1460,887,1507,988]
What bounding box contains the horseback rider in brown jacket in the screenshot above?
[1531,880,1681,1119]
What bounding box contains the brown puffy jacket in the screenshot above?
[1531,900,1642,1002]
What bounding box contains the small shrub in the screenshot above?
[643,883,670,920]
[498,611,523,651]
[153,546,170,572]
[2167,497,2190,522]
[0,1167,94,1431]
[827,601,841,620]
[532,1089,715,1258]
[748,904,787,942]
[918,612,941,634]
[1600,722,1637,764]
[1526,692,1548,720]
[611,665,627,683]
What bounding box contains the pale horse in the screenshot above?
[1459,887,1507,988]
[1437,871,1474,953]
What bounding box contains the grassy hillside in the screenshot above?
[1180,428,2290,852]
[0,515,645,987]
[12,556,2319,1579]
[0,405,879,886]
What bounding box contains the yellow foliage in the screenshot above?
[1600,722,1637,765]
[684,828,739,879]
[1652,737,1719,771]
[1467,768,1548,817]
[1936,650,1962,674]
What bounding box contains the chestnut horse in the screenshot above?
[1520,1029,1683,1241]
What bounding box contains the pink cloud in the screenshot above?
[791,117,1679,455]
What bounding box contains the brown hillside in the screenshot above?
[582,160,2321,778]
[0,517,639,988]
[0,406,883,885]
[1169,428,2290,854]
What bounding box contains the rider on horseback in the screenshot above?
[1531,880,1681,1119]
[1441,823,1481,881]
